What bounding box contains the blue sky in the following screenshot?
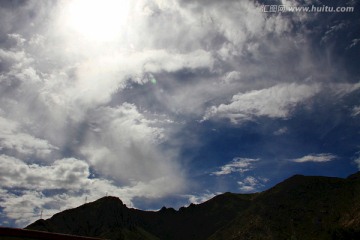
[0,0,359,227]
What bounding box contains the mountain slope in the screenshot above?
[208,173,360,240]
[26,172,360,240]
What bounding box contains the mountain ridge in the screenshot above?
[26,172,360,240]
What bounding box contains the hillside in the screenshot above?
[26,172,360,240]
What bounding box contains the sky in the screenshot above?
[0,0,359,227]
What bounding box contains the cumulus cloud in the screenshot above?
[0,155,104,226]
[0,189,96,226]
[211,158,259,176]
[238,176,268,193]
[0,154,186,226]
[221,71,242,84]
[0,20,193,226]
[0,155,89,190]
[203,84,320,124]
[80,103,185,192]
[0,116,57,159]
[292,153,337,163]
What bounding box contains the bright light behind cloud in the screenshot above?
[1,0,359,228]
[62,0,130,42]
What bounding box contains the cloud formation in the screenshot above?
[186,191,218,205]
[0,153,186,226]
[0,0,359,228]
[80,103,184,187]
[355,159,360,170]
[0,155,89,190]
[292,153,337,163]
[237,176,268,193]
[204,84,320,124]
[274,127,288,136]
[211,158,259,176]
[0,117,57,159]
[351,106,360,117]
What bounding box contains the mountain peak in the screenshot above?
[93,196,123,205]
[26,173,360,240]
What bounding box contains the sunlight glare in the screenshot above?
[64,0,130,41]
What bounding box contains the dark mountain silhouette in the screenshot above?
[26,172,360,240]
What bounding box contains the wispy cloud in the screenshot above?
[330,82,360,98]
[273,127,288,136]
[237,176,268,193]
[211,158,259,176]
[355,160,360,170]
[351,106,360,117]
[203,84,320,124]
[354,153,360,170]
[292,153,337,163]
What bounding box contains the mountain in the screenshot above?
[26,172,360,240]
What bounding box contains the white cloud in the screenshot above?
[274,127,288,136]
[0,155,98,226]
[0,48,29,68]
[222,71,242,84]
[52,49,214,109]
[348,38,360,49]
[211,158,259,176]
[186,191,218,205]
[0,27,194,227]
[351,106,360,117]
[238,176,268,193]
[321,22,347,44]
[80,103,185,190]
[0,155,89,190]
[0,154,186,226]
[140,49,214,73]
[0,190,97,227]
[204,83,320,124]
[330,82,360,97]
[0,116,57,159]
[355,157,360,170]
[0,0,358,228]
[292,153,337,163]
[0,31,188,197]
